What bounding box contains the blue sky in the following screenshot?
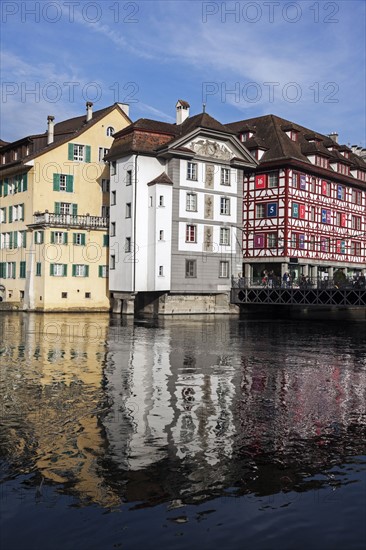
[1,0,365,147]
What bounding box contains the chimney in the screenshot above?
[86,101,93,122]
[117,102,130,117]
[328,132,338,143]
[176,100,190,125]
[47,115,55,145]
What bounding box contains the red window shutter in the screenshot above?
[255,174,267,189]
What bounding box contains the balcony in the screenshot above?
[28,212,108,229]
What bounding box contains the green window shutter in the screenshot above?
[103,234,109,247]
[23,231,27,247]
[50,264,54,276]
[13,231,18,249]
[68,143,74,161]
[54,202,60,214]
[98,265,102,278]
[20,261,26,278]
[73,233,76,245]
[85,265,89,277]
[72,265,76,277]
[22,173,28,192]
[85,145,91,163]
[63,232,68,245]
[9,232,13,249]
[72,204,78,216]
[4,179,8,197]
[36,263,41,276]
[53,173,60,191]
[20,204,24,220]
[81,233,86,246]
[14,175,20,193]
[66,175,73,192]
[0,180,2,197]
[0,263,5,278]
[8,206,13,223]
[51,232,55,244]
[12,262,16,279]
[63,264,68,277]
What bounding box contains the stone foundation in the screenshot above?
[137,292,239,316]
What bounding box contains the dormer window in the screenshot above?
[338,163,349,175]
[241,131,253,142]
[286,130,298,142]
[315,155,329,169]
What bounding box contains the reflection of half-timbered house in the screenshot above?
[106,101,257,314]
[226,116,366,283]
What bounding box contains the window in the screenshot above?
[125,237,131,252]
[158,266,164,276]
[85,292,91,299]
[351,241,361,256]
[73,233,86,246]
[321,180,331,196]
[126,169,132,185]
[111,190,116,205]
[320,237,330,253]
[110,255,115,270]
[338,163,349,175]
[52,173,73,193]
[220,227,230,245]
[186,224,197,243]
[0,208,6,223]
[310,206,316,222]
[106,126,115,137]
[19,261,26,279]
[126,203,131,217]
[60,202,71,215]
[99,265,108,278]
[19,231,27,248]
[315,156,329,169]
[159,195,164,207]
[51,231,67,244]
[292,172,299,188]
[185,259,197,278]
[309,177,316,194]
[352,189,362,205]
[110,222,116,237]
[102,179,110,193]
[221,167,230,185]
[36,263,42,276]
[337,185,345,200]
[321,209,331,224]
[72,264,89,277]
[267,233,277,248]
[268,172,278,188]
[351,215,361,230]
[69,143,91,162]
[61,292,67,299]
[187,162,197,180]
[111,161,117,176]
[186,193,197,212]
[99,147,109,162]
[219,261,229,278]
[256,204,265,218]
[220,197,230,215]
[101,206,110,218]
[309,235,316,251]
[51,264,67,277]
[159,230,164,241]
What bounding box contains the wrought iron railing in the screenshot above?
[231,276,366,291]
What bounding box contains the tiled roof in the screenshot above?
[147,172,174,186]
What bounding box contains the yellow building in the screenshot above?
[0,102,131,310]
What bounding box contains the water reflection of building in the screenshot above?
[1,315,366,508]
[1,313,119,507]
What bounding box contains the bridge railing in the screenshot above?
[231,276,366,290]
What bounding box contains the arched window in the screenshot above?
[106,126,115,137]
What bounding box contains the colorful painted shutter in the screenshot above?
[8,206,13,223]
[53,174,60,191]
[66,175,73,192]
[54,202,61,214]
[22,173,28,192]
[13,232,18,248]
[20,261,26,278]
[50,264,54,276]
[255,174,267,189]
[63,264,67,277]
[85,146,91,163]
[68,143,74,160]
[63,233,68,245]
[72,204,78,216]
[84,265,89,277]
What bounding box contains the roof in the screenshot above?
[147,172,174,186]
[225,114,366,172]
[0,103,131,167]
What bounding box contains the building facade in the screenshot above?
[106,101,257,314]
[226,115,366,284]
[0,102,131,310]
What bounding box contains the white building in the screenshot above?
[106,101,257,314]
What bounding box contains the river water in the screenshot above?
[1,312,365,550]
